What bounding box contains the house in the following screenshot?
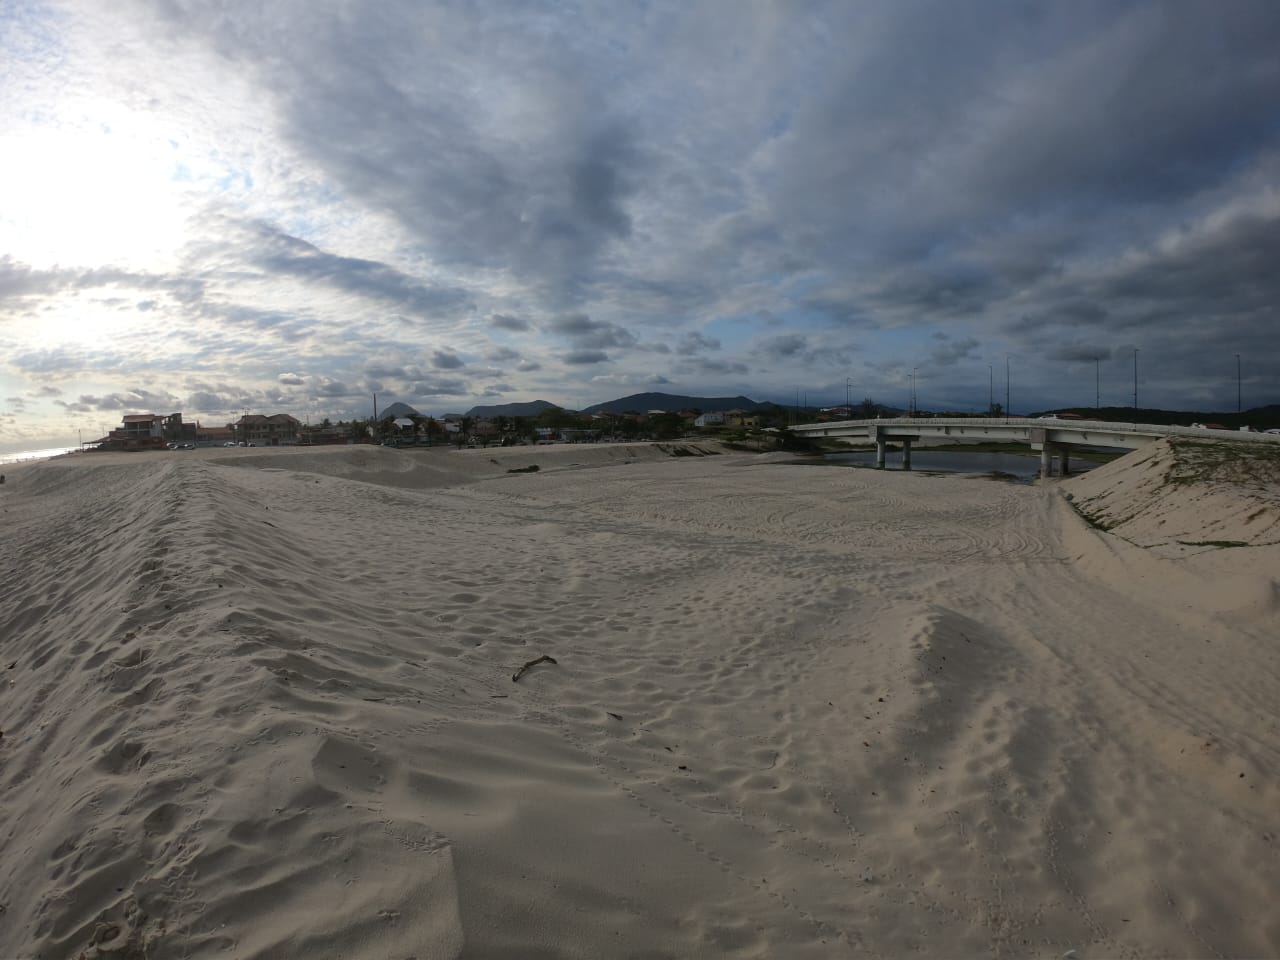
[694,412,725,428]
[122,414,165,441]
[235,413,302,445]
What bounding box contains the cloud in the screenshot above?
[431,350,464,369]
[490,314,530,332]
[564,350,610,365]
[277,372,306,385]
[928,336,980,367]
[545,313,637,350]
[1049,345,1112,364]
[676,332,721,355]
[55,388,181,413]
[763,335,807,358]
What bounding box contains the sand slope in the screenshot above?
[1,444,1277,958]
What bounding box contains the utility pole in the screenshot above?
[988,364,993,415]
[1095,357,1100,409]
[846,378,852,419]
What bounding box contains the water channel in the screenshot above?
[821,448,1105,481]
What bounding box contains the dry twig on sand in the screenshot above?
[512,655,557,682]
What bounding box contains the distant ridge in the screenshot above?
[465,400,557,418]
[581,393,769,415]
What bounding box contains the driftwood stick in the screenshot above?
[512,655,558,683]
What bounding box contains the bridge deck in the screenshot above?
[789,417,1280,451]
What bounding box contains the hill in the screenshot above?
[581,393,768,415]
[464,400,557,418]
[378,401,421,419]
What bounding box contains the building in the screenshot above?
[235,413,302,445]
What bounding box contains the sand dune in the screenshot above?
[1,443,1277,958]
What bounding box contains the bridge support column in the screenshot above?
[902,439,912,471]
[1040,445,1053,478]
[1060,448,1070,476]
[875,437,886,469]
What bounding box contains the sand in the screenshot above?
[1,440,1277,958]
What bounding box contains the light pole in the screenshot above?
[846,378,852,419]
[911,368,918,417]
[1095,356,1100,409]
[1133,349,1138,410]
[1005,355,1011,419]
[1236,353,1242,413]
[988,364,993,415]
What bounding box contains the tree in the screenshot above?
[649,412,684,440]
[988,401,1003,417]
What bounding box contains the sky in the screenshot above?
[2,0,1279,452]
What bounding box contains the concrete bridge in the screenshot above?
[787,417,1280,477]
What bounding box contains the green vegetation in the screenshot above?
[1164,437,1280,489]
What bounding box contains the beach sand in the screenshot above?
[1,440,1277,958]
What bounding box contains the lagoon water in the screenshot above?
[825,448,1101,480]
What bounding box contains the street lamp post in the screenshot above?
[1005,355,1011,419]
[846,377,852,419]
[988,364,993,415]
[1133,349,1138,410]
[1236,354,1242,413]
[1095,357,1100,409]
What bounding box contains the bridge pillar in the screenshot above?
[1040,444,1053,478]
[1061,447,1070,476]
[875,436,886,469]
[902,439,912,471]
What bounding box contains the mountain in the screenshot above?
[378,401,421,419]
[581,393,769,415]
[464,400,558,418]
